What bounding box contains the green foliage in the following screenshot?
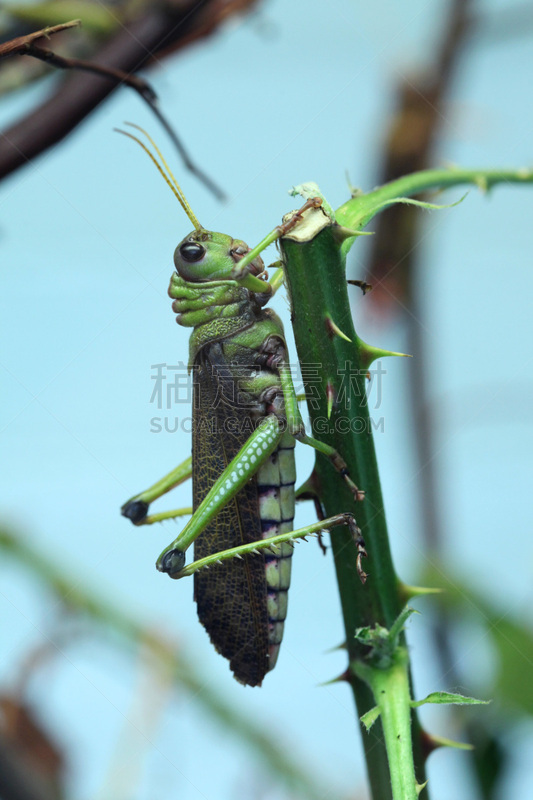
[0,525,334,800]
[421,564,533,717]
[411,692,490,709]
[355,606,418,669]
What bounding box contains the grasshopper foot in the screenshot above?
[158,549,186,577]
[339,468,365,502]
[121,500,149,524]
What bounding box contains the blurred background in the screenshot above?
[1,0,533,798]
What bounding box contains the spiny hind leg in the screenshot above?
[156,415,285,577]
[177,512,368,584]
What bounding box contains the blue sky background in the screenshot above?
[2,0,533,798]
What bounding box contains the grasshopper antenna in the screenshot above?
[115,123,203,231]
[146,104,227,202]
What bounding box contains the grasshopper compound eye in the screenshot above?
[180,242,206,262]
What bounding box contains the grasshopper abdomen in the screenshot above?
[190,310,296,686]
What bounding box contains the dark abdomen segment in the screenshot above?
[256,431,296,671]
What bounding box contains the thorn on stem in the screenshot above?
[325,314,352,343]
[326,381,336,419]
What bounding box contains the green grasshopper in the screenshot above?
[120,126,367,686]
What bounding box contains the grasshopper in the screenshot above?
[120,126,367,686]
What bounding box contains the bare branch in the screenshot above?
[21,42,226,199]
[0,0,261,182]
[24,43,156,99]
[0,20,80,60]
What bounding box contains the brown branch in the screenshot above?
[0,0,261,182]
[22,43,226,199]
[24,43,156,99]
[0,20,81,60]
[0,738,60,800]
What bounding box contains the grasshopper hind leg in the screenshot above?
[160,548,186,573]
[122,499,149,523]
[121,455,193,525]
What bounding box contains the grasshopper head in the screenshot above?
[114,125,259,283]
[174,230,265,283]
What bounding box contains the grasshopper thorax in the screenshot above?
[174,230,265,283]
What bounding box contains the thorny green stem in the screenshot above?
[335,166,533,243]
[281,221,414,800]
[355,649,418,800]
[281,167,533,799]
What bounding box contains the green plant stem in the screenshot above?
[356,649,418,800]
[281,168,533,798]
[281,222,422,800]
[335,166,533,237]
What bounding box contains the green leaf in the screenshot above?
[360,705,381,731]
[420,564,533,716]
[354,606,417,667]
[0,526,333,800]
[336,189,467,253]
[354,623,387,645]
[411,691,490,708]
[388,605,418,647]
[335,166,533,258]
[365,192,467,218]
